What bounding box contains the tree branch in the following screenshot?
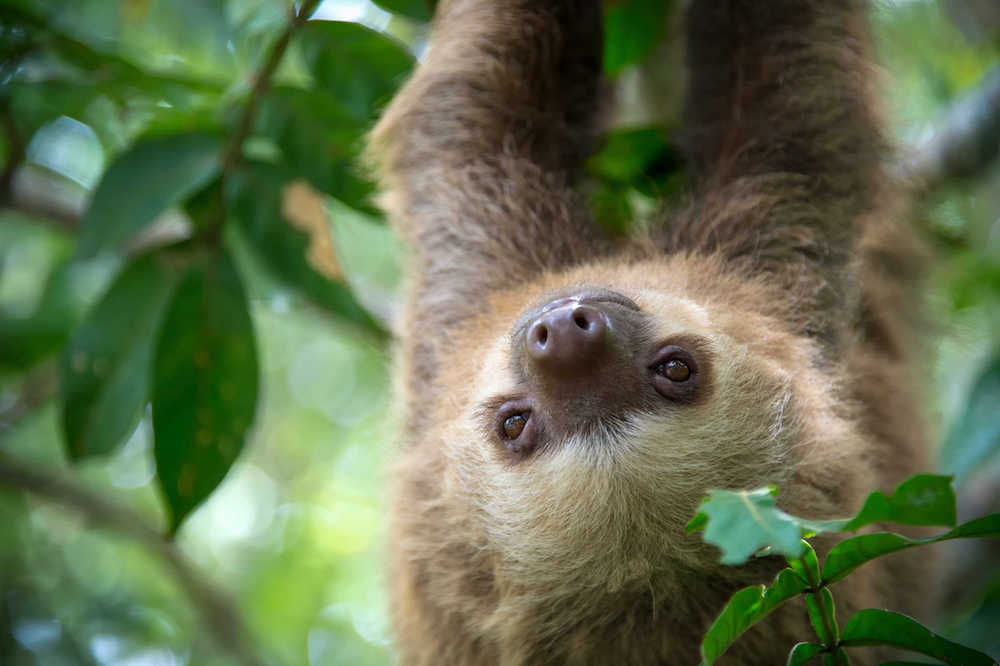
[902,64,1000,194]
[0,450,268,666]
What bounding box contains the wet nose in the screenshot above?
[525,303,608,372]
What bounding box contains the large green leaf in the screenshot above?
[227,162,384,335]
[77,132,221,257]
[839,609,997,665]
[151,251,258,533]
[700,568,807,665]
[687,487,807,564]
[60,253,178,460]
[603,0,671,76]
[299,20,414,122]
[839,474,957,531]
[822,513,1000,585]
[939,356,1000,485]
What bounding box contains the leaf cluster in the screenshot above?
[689,475,1000,665]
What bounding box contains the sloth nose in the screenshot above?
[525,304,608,371]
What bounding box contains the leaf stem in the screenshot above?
[209,0,322,241]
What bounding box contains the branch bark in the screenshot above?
[902,64,1000,195]
[0,449,268,666]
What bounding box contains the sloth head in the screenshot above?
[423,255,870,595]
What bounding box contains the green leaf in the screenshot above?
[839,609,997,665]
[299,20,414,121]
[789,540,820,587]
[700,568,807,664]
[821,513,1000,585]
[371,0,432,21]
[227,162,384,335]
[61,253,178,460]
[690,475,960,566]
[603,0,671,76]
[939,356,1000,485]
[587,126,672,183]
[77,132,221,257]
[691,487,806,564]
[840,474,957,531]
[254,87,374,210]
[786,642,825,666]
[151,251,258,533]
[805,588,838,646]
[0,257,116,370]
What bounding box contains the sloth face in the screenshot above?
[429,257,862,582]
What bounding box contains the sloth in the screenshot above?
[368,0,932,663]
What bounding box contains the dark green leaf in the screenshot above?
[152,251,258,532]
[839,609,996,665]
[840,474,956,531]
[371,0,432,21]
[227,162,384,335]
[822,514,1000,585]
[939,356,1000,485]
[299,21,414,121]
[690,487,806,564]
[786,642,824,666]
[700,568,807,664]
[77,132,221,257]
[254,87,374,210]
[805,588,838,646]
[603,0,671,76]
[61,253,178,460]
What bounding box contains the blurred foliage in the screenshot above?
[0,0,997,665]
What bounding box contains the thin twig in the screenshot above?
[0,449,269,666]
[219,0,322,174]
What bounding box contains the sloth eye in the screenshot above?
[494,401,537,456]
[502,414,527,439]
[656,359,691,382]
[650,345,701,402]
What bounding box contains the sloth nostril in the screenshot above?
[573,310,591,330]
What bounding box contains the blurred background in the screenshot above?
[0,0,998,664]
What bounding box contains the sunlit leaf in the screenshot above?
[786,642,824,666]
[299,20,414,121]
[839,609,996,665]
[939,356,1000,485]
[61,253,178,460]
[603,0,671,76]
[700,568,807,664]
[152,251,258,533]
[822,514,1000,585]
[77,132,221,257]
[687,487,806,564]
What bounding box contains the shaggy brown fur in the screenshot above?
[369,0,931,663]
